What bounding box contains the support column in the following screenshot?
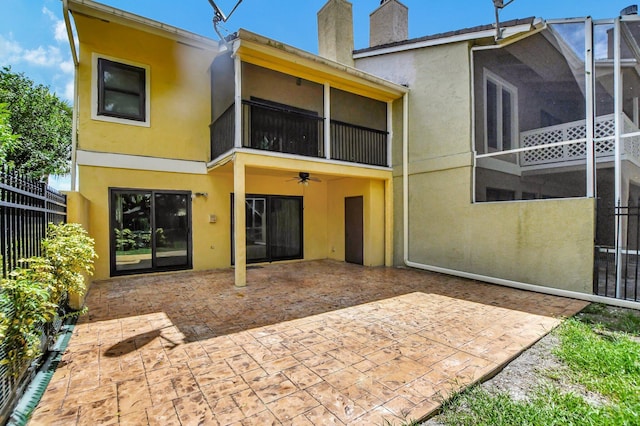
[585,18,595,198]
[614,18,624,298]
[384,177,394,267]
[324,83,331,160]
[233,155,247,287]
[234,55,243,149]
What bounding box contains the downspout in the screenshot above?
[401,42,640,310]
[63,0,79,191]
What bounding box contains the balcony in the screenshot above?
[210,100,389,167]
[519,114,640,169]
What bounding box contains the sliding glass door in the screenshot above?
[111,189,191,275]
[232,194,303,263]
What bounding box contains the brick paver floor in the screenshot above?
[29,260,588,425]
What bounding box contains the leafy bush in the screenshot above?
[0,223,96,376]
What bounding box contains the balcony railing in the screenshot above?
[210,100,389,167]
[331,120,387,166]
[243,100,324,158]
[210,104,235,160]
[520,113,640,168]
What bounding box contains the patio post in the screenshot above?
[384,177,393,266]
[234,155,247,287]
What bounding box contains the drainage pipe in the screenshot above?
[400,90,640,311]
[63,0,79,191]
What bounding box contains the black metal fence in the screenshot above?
[1,166,66,277]
[0,166,67,423]
[594,205,640,301]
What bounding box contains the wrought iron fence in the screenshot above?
[0,166,67,423]
[594,204,640,302]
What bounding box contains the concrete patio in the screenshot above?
[29,260,588,425]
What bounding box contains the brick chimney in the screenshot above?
[370,0,408,47]
[318,0,355,67]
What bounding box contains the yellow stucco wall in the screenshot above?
[326,178,387,266]
[359,41,595,293]
[74,14,216,161]
[79,160,390,279]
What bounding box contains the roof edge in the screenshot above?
[67,0,220,50]
[354,17,538,57]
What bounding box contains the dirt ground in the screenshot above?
[423,303,640,425]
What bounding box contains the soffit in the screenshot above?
[233,30,408,102]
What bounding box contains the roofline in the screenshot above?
[354,17,541,59]
[66,0,220,51]
[233,29,409,97]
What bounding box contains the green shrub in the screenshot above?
[0,223,96,376]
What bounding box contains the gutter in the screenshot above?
[400,85,640,311]
[63,0,79,191]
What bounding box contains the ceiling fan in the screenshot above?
[289,172,321,185]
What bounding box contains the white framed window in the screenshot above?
[91,53,151,127]
[484,69,518,152]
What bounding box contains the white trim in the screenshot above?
[353,23,535,59]
[91,52,151,127]
[483,68,519,154]
[76,150,207,174]
[212,148,392,173]
[67,0,219,51]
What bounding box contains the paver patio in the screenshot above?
[29,260,588,425]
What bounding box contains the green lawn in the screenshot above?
[431,304,640,426]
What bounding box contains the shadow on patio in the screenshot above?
[30,260,588,425]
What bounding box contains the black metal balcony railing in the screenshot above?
[210,100,389,167]
[330,120,387,166]
[243,100,324,158]
[210,104,235,160]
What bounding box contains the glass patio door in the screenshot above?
[232,194,303,263]
[111,189,191,275]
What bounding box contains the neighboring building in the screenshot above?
[63,0,640,304]
[354,1,640,304]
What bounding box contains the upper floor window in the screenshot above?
[484,69,518,152]
[92,54,150,127]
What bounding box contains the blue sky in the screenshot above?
[1,0,638,106]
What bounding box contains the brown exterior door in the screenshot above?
[345,196,364,265]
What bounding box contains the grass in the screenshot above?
[431,304,640,426]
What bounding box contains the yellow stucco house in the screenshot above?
[63,0,640,307]
[62,0,407,288]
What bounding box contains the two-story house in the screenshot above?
[63,0,640,306]
[63,0,407,288]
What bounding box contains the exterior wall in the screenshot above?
[211,52,235,122]
[242,63,324,115]
[78,166,231,280]
[74,14,216,161]
[327,178,387,266]
[357,41,596,293]
[65,191,92,309]
[331,88,387,131]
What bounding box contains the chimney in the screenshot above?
[318,0,355,67]
[370,0,408,47]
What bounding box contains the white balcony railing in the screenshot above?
[519,114,640,168]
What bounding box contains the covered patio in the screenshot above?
[29,261,587,425]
